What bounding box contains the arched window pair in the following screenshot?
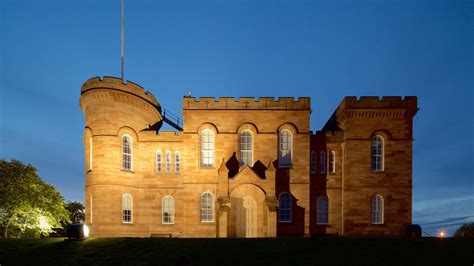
[371,135,384,171]
[371,194,384,224]
[156,151,181,173]
[319,151,335,174]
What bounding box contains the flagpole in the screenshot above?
[121,0,125,82]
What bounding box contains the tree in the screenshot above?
[65,201,85,224]
[0,159,70,238]
[454,222,474,238]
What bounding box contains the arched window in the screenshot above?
[165,151,171,173]
[320,151,326,173]
[201,129,214,167]
[89,137,93,171]
[310,151,316,173]
[279,130,292,167]
[316,196,329,224]
[175,151,180,173]
[240,130,253,167]
[156,151,162,173]
[329,151,335,174]
[201,192,214,222]
[162,196,175,224]
[122,194,132,223]
[371,194,384,224]
[371,135,384,171]
[278,192,292,222]
[122,135,132,171]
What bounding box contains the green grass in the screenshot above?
[0,237,472,265]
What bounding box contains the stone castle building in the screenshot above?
[80,76,418,237]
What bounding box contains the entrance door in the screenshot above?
[236,196,257,238]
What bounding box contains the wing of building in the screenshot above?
[79,76,418,237]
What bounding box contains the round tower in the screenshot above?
[79,76,162,236]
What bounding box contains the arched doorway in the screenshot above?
[236,196,257,237]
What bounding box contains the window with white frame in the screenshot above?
[329,151,335,174]
[310,151,316,173]
[201,192,214,222]
[316,196,329,224]
[122,135,132,171]
[371,194,384,224]
[122,194,132,223]
[156,151,162,173]
[175,151,180,173]
[89,137,93,171]
[165,151,171,173]
[240,130,253,167]
[201,129,214,167]
[278,130,292,167]
[278,192,292,222]
[162,196,175,224]
[371,135,384,171]
[320,151,326,173]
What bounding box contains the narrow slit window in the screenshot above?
[156,151,162,173]
[310,151,316,173]
[175,151,180,173]
[320,151,326,174]
[166,151,171,173]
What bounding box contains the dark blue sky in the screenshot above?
[1,0,472,236]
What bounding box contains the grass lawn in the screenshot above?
[0,237,472,265]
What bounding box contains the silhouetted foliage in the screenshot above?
[454,222,474,238]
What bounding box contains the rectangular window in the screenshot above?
[310,151,316,173]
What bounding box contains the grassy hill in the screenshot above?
[0,237,472,265]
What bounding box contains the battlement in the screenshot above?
[340,96,417,109]
[81,76,159,106]
[182,97,311,110]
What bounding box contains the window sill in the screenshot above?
[279,221,292,224]
[370,222,385,226]
[162,223,174,225]
[122,222,134,225]
[121,169,135,174]
[316,223,330,226]
[201,221,215,224]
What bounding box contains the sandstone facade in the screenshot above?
[80,76,418,237]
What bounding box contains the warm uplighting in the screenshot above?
[438,229,446,238]
[83,224,90,238]
[38,216,49,229]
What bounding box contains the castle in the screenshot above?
[80,76,418,237]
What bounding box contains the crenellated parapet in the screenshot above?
[336,96,418,120]
[183,96,311,110]
[81,76,160,107]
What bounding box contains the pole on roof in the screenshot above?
[121,0,125,82]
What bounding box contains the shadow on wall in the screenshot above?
[276,162,305,237]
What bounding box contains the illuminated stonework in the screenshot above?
[80,76,418,237]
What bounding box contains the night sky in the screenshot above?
[1,0,472,236]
